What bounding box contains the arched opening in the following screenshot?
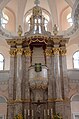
[71,94,79,119]
[0,54,4,70]
[73,51,79,69]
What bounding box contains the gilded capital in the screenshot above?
[60,48,67,56]
[24,47,31,56]
[45,49,52,56]
[16,47,23,55]
[53,48,60,55]
[9,48,16,56]
[7,40,16,46]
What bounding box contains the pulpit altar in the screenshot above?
[6,1,71,119]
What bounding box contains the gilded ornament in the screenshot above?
[8,99,31,104]
[53,24,58,35]
[9,48,16,56]
[53,38,60,44]
[17,25,23,37]
[7,40,16,46]
[14,114,23,119]
[45,49,52,56]
[16,39,23,45]
[24,48,31,56]
[53,113,63,119]
[60,49,67,56]
[53,48,60,55]
[16,48,23,55]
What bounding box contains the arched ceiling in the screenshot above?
[0,0,78,48]
[5,0,72,27]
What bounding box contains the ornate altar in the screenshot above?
[6,0,71,119]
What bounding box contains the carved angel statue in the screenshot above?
[17,25,23,36]
[53,24,58,35]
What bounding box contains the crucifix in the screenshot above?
[32,100,47,119]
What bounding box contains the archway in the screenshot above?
[71,94,79,119]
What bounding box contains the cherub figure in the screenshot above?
[17,25,23,36]
[53,24,58,35]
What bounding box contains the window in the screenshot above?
[0,54,4,70]
[1,12,9,28]
[73,51,79,69]
[67,13,73,26]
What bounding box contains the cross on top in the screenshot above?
[34,0,40,6]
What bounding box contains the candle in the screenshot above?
[28,109,30,116]
[47,109,49,115]
[32,110,33,116]
[51,108,53,117]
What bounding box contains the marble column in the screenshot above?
[60,47,69,98]
[15,46,23,114]
[8,47,16,119]
[24,47,31,119]
[24,47,31,100]
[45,47,53,98]
[45,47,54,111]
[53,47,62,100]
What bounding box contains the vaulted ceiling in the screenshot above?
[5,0,74,29]
[0,0,79,48]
